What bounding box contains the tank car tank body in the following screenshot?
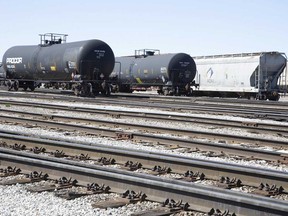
[192,52,287,101]
[2,33,115,96]
[110,49,197,95]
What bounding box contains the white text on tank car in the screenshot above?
[6,57,23,64]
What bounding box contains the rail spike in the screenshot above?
[12,143,26,150]
[98,157,116,165]
[208,208,236,216]
[31,147,46,154]
[56,177,78,186]
[153,165,172,174]
[26,171,49,180]
[0,166,21,175]
[87,183,111,193]
[124,161,142,170]
[122,190,147,201]
[162,198,190,211]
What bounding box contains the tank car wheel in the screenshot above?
[76,83,92,97]
[102,89,111,96]
[23,87,27,91]
[6,80,12,91]
[157,89,163,95]
[269,94,280,101]
[29,86,35,91]
[76,87,87,97]
[101,89,111,96]
[13,80,19,91]
[14,85,18,91]
[186,89,193,96]
[275,94,280,101]
[163,89,169,96]
[74,88,80,96]
[249,95,255,100]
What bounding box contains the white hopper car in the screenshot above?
[192,52,287,101]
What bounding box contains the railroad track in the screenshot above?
[0,99,287,135]
[0,91,288,121]
[0,90,288,215]
[2,88,288,110]
[0,105,287,164]
[1,146,288,215]
[0,107,287,149]
[0,131,287,189]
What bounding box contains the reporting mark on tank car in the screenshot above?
[179,61,190,67]
[94,50,106,59]
[6,57,23,64]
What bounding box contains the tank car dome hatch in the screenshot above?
[146,51,155,56]
[39,33,68,46]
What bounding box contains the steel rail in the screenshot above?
[0,126,286,164]
[1,89,288,110]
[0,100,287,135]
[0,115,288,165]
[0,112,287,160]
[0,110,287,148]
[0,148,288,215]
[182,96,288,108]
[146,96,288,110]
[96,99,288,121]
[0,132,287,189]
[0,93,288,121]
[112,92,288,109]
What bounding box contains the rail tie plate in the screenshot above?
[148,166,172,175]
[252,183,284,196]
[116,132,134,140]
[92,190,146,209]
[28,177,77,193]
[132,199,190,216]
[278,155,288,164]
[0,166,21,177]
[123,161,143,171]
[216,176,242,189]
[181,170,205,182]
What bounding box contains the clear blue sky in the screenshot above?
[0,0,287,60]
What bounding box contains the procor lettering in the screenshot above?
[6,57,23,64]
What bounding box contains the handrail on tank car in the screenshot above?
[39,33,68,46]
[134,49,160,58]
